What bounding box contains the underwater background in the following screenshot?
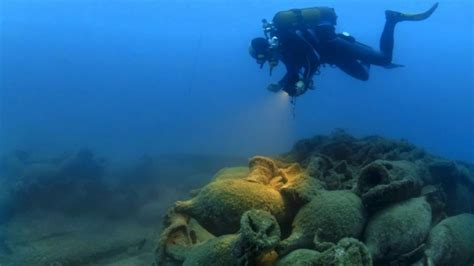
[0,0,473,265]
[1,0,473,161]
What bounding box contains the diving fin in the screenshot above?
[383,63,405,69]
[386,3,439,23]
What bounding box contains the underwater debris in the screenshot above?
[428,160,474,215]
[274,249,321,265]
[417,213,474,266]
[174,177,289,236]
[356,160,423,211]
[282,130,426,166]
[279,169,323,205]
[314,238,372,266]
[173,156,316,236]
[363,196,432,263]
[157,210,281,266]
[155,211,215,265]
[275,238,371,266]
[231,209,281,265]
[278,190,366,256]
[155,131,474,265]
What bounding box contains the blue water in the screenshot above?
[1,0,473,162]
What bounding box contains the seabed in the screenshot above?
[1,131,473,265]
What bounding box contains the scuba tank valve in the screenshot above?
[262,19,276,39]
[261,18,280,76]
[267,37,280,76]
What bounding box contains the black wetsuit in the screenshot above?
[275,12,399,83]
[267,4,437,93]
[314,19,398,81]
[277,31,320,96]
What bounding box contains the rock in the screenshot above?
[5,150,110,214]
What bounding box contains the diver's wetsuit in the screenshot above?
[271,4,438,83]
[315,19,398,81]
[278,31,320,96]
[270,7,335,95]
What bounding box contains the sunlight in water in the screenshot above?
[278,90,290,101]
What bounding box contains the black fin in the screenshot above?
[386,3,439,23]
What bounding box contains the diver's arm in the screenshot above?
[267,59,299,93]
[302,50,319,81]
[274,60,301,96]
[300,29,320,49]
[296,37,320,92]
[278,61,300,89]
[276,33,303,89]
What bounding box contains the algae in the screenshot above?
[158,210,281,266]
[363,196,432,262]
[278,190,366,256]
[421,214,474,266]
[155,131,474,265]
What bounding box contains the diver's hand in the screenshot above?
[267,83,282,93]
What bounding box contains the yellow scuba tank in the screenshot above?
[273,7,337,31]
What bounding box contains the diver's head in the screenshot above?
[249,37,270,65]
[249,37,280,72]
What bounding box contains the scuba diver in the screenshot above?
[249,3,439,97]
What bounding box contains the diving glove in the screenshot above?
[267,83,282,93]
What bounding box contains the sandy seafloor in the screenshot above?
[0,154,247,265]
